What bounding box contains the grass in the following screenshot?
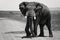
[0,9,60,31]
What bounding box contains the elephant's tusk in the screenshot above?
[34,17,36,19]
[25,16,27,18]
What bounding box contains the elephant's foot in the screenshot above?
[49,34,53,37]
[49,32,53,37]
[31,34,37,37]
[26,33,31,37]
[38,34,44,37]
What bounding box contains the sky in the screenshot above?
[0,0,60,11]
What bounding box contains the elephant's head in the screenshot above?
[19,2,43,19]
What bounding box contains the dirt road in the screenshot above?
[0,18,60,40]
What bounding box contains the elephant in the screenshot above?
[19,2,53,37]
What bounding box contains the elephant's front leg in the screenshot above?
[25,17,31,36]
[33,16,39,36]
[33,20,37,36]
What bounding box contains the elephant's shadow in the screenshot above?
[4,31,51,39]
[21,36,50,39]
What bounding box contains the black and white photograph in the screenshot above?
[0,0,60,40]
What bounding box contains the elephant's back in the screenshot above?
[40,3,50,16]
[41,3,50,12]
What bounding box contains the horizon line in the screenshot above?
[0,8,60,11]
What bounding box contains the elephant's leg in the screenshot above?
[25,24,31,36]
[46,21,53,37]
[33,20,36,35]
[33,17,39,36]
[38,24,44,37]
[33,21,38,36]
[25,17,31,36]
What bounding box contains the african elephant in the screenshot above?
[19,2,53,37]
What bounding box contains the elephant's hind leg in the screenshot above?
[46,21,53,37]
[38,24,45,37]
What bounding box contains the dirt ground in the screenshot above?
[0,18,60,40]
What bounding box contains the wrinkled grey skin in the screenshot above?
[19,2,53,37]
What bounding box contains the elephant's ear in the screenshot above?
[19,2,28,16]
[35,3,43,13]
